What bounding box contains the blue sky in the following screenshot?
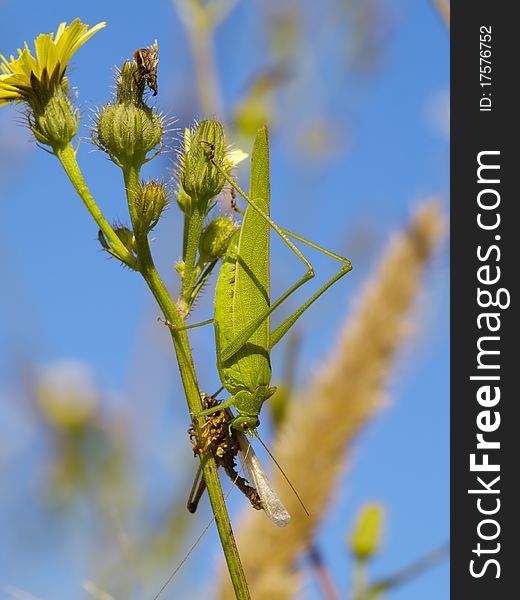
[1,1,449,598]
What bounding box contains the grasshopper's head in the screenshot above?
[231,414,260,433]
[231,385,277,433]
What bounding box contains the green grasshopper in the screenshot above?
[154,127,351,597]
[194,126,352,432]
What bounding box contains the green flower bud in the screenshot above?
[94,102,163,167]
[179,120,227,209]
[134,180,169,235]
[350,503,385,561]
[175,260,186,278]
[114,226,136,251]
[199,217,237,263]
[28,82,79,149]
[115,60,145,107]
[98,225,136,257]
[92,61,164,168]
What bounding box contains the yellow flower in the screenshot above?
[225,147,248,167]
[0,18,105,106]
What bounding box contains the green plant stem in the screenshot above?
[122,163,140,229]
[56,149,249,599]
[353,559,368,600]
[138,243,250,600]
[54,144,135,267]
[122,163,250,599]
[180,202,205,312]
[368,543,449,596]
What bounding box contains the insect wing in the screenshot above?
[237,432,291,528]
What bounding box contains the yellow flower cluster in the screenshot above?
[0,18,105,106]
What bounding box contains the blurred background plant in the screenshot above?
[0,1,449,599]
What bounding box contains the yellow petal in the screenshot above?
[54,21,68,43]
[226,148,249,166]
[35,33,58,78]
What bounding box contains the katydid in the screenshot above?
[153,128,350,597]
[196,126,352,432]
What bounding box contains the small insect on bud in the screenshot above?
[134,180,169,235]
[350,503,385,561]
[199,217,238,263]
[133,40,159,96]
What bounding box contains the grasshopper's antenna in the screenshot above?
[254,431,309,517]
[151,517,214,600]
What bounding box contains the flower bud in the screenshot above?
[114,226,136,251]
[98,225,136,257]
[179,120,227,209]
[134,180,169,235]
[350,503,385,561]
[199,216,237,263]
[94,102,163,167]
[93,61,164,168]
[28,82,79,149]
[115,60,145,106]
[175,260,186,278]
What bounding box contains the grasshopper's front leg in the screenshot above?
[194,396,235,419]
[193,397,257,438]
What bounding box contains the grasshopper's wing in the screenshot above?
[215,127,272,393]
[236,431,291,528]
